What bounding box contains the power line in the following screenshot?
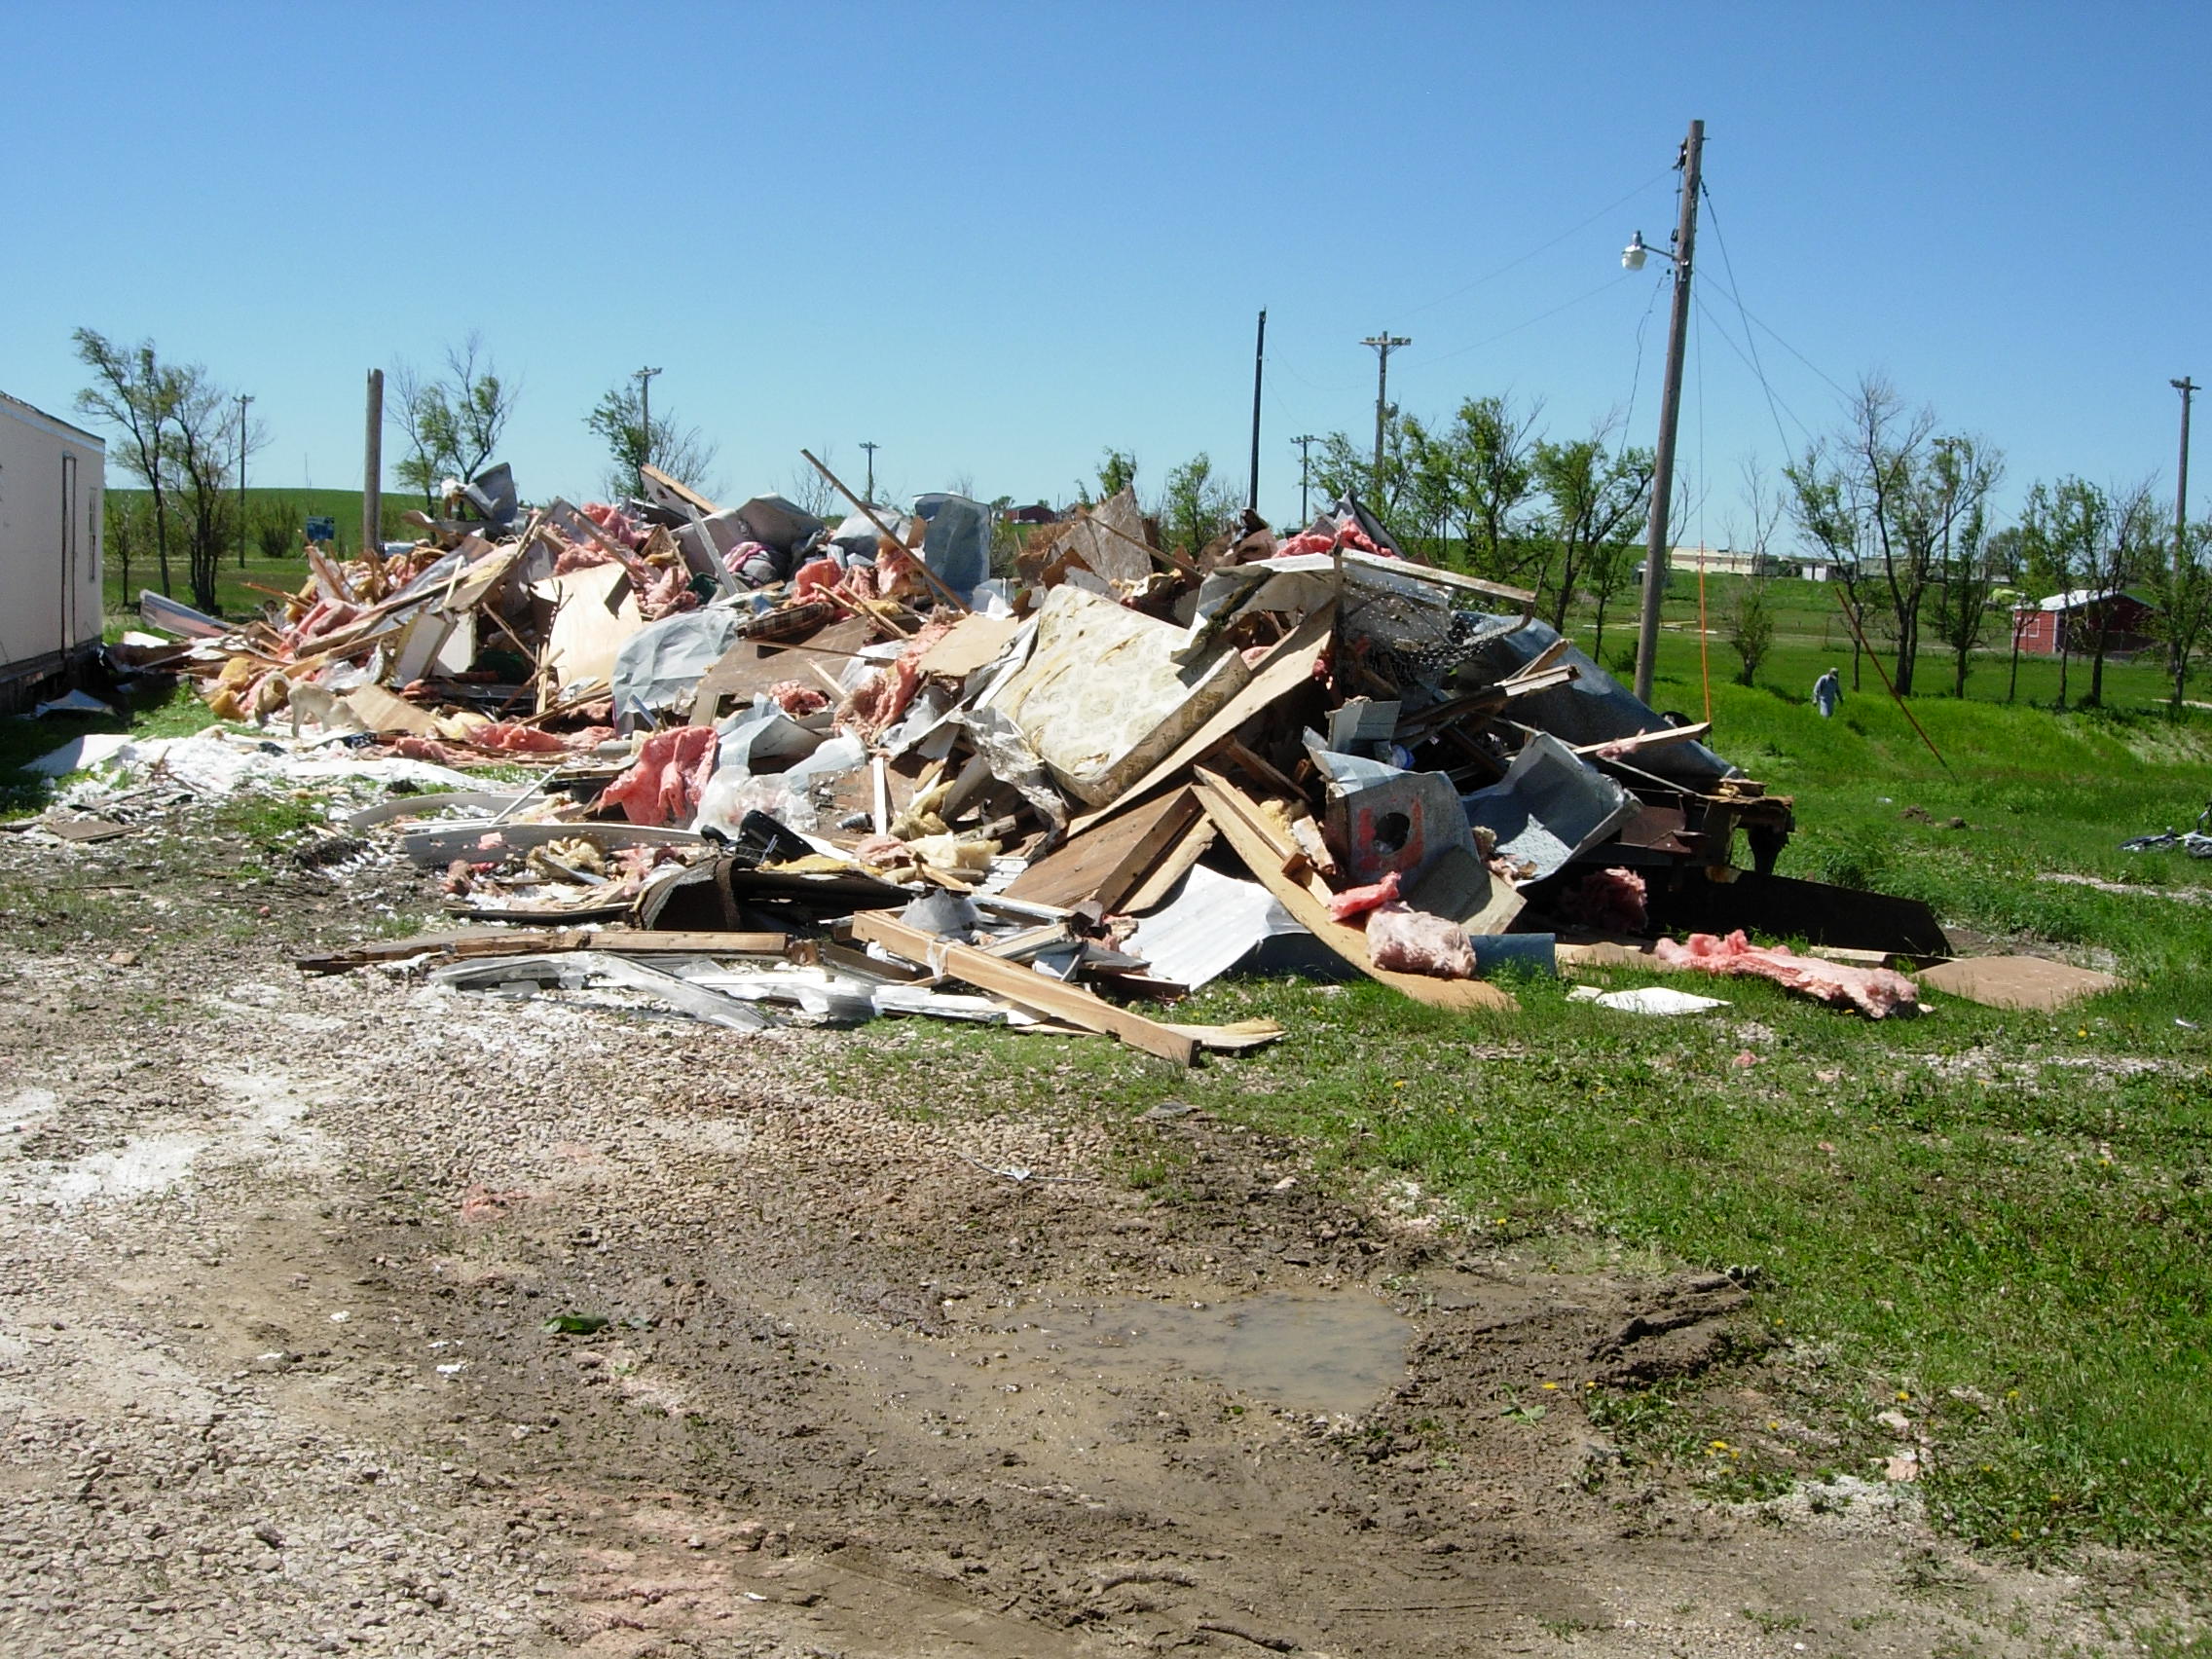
[1399,167,1676,320]
[1698,181,1799,461]
[1410,272,1640,374]
[1690,293,1816,452]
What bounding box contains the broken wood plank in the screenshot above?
[640,461,720,516]
[1005,787,1202,911]
[1121,816,1217,914]
[849,911,1197,1066]
[295,927,791,973]
[1192,769,1515,1014]
[1574,720,1712,757]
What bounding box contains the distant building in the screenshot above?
[2009,588,2157,657]
[1002,502,1061,525]
[0,389,104,709]
[1644,545,1858,582]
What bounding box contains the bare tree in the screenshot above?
[165,366,267,613]
[2147,519,2212,711]
[390,334,517,503]
[1787,377,1998,696]
[2082,478,2159,707]
[73,328,183,596]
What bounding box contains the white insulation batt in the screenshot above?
[980,585,1250,806]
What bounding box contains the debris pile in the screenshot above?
[102,460,1970,1060]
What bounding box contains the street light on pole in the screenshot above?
[633,366,661,496]
[1361,333,1410,505]
[1621,118,1705,707]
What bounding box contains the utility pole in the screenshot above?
[1361,332,1410,503]
[1631,119,1704,707]
[633,366,661,496]
[362,370,383,560]
[235,393,252,568]
[1247,309,1267,514]
[1292,433,1318,526]
[859,440,880,505]
[2173,377,2197,576]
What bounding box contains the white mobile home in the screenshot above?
[0,390,103,705]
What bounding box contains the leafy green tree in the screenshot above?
[1443,394,1542,580]
[585,379,721,502]
[390,334,516,505]
[1095,448,1139,501]
[1159,452,1239,557]
[1724,583,1775,685]
[1530,432,1653,648]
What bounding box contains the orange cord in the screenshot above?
[1696,546,1713,724]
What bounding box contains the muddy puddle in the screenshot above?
[899,1286,1415,1417]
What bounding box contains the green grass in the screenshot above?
[104,486,421,623]
[821,686,2212,1568]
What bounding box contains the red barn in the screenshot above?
[2009,589,2157,657]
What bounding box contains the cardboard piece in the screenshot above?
[1915,955,2123,1012]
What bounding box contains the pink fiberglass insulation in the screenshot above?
[767,682,830,717]
[580,502,645,548]
[603,726,719,827]
[1327,868,1401,922]
[1364,903,1476,977]
[1652,929,1919,1018]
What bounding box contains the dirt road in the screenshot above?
[0,802,2138,1656]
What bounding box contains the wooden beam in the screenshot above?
[1192,769,1515,1014]
[640,461,721,516]
[850,912,1197,1066]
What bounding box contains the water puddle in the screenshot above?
[1058,1290,1409,1416]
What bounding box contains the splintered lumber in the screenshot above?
[1191,770,1516,1014]
[849,912,1198,1066]
[640,462,720,516]
[1069,603,1337,835]
[1004,786,1203,911]
[296,927,789,974]
[1574,720,1712,756]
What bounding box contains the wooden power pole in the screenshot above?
[2173,377,2197,575]
[1631,119,1704,707]
[362,370,383,558]
[1361,332,1410,504]
[1248,309,1267,514]
[1292,433,1317,526]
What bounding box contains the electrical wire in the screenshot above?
[1409,271,1641,374]
[1691,295,1818,453]
[1398,167,1675,320]
[1618,273,1666,460]
[1694,297,1712,724]
[1699,181,1802,461]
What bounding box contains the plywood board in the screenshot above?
[914,612,1022,680]
[1068,604,1337,834]
[344,683,443,737]
[687,616,877,723]
[536,564,644,699]
[1916,955,2123,1012]
[981,585,1250,807]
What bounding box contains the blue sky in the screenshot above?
[6,2,2207,535]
